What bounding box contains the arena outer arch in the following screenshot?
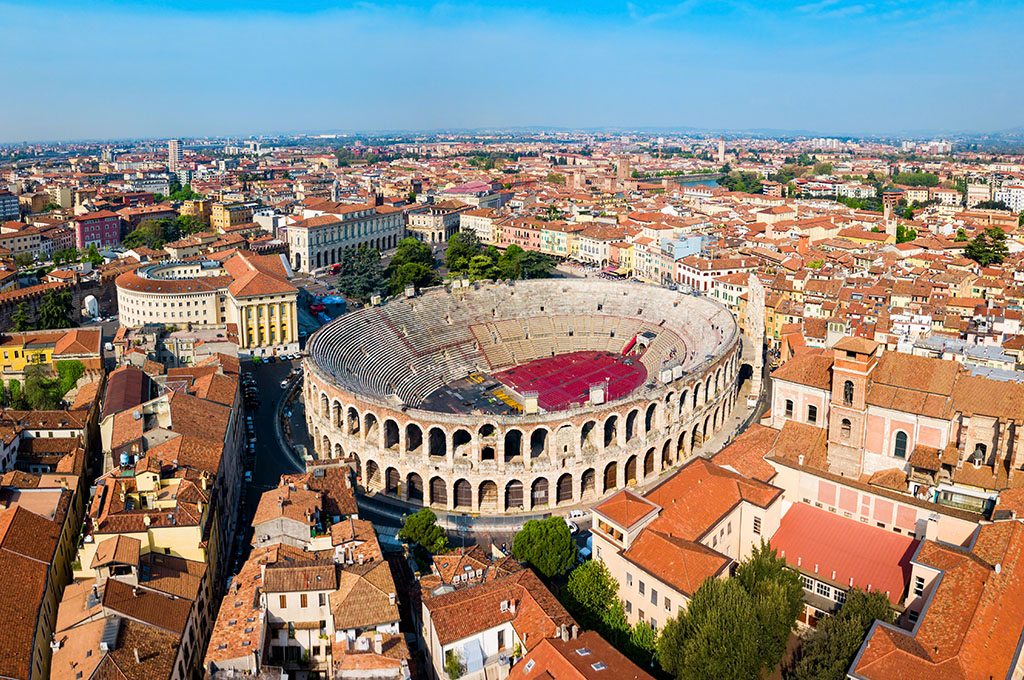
[303,278,744,516]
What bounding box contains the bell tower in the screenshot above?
[827,336,879,477]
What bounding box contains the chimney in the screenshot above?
[358,553,364,565]
[560,625,569,642]
[509,601,516,615]
[388,592,396,606]
[373,633,383,655]
[132,587,139,597]
[571,624,579,640]
[143,514,151,527]
[134,648,140,664]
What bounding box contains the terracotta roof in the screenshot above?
[508,630,656,680]
[770,503,917,604]
[622,529,729,597]
[425,569,574,649]
[593,489,659,530]
[852,521,1024,680]
[102,578,192,635]
[91,534,141,568]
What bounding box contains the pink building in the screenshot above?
[71,210,121,249]
[500,219,543,252]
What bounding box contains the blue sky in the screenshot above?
[0,0,1021,142]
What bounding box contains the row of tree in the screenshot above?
[398,504,895,680]
[10,289,74,331]
[3,361,84,410]
[336,233,558,304]
[123,214,206,250]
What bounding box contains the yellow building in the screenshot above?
[181,198,213,224]
[74,462,219,581]
[115,251,299,357]
[211,201,256,232]
[0,328,102,375]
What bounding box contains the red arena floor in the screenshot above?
[495,351,648,412]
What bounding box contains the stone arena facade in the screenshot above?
[303,278,744,515]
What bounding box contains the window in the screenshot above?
[498,629,505,650]
[908,609,920,625]
[279,595,287,608]
[972,443,987,464]
[319,593,327,606]
[753,516,762,535]
[638,609,645,622]
[625,600,632,614]
[638,581,645,595]
[785,399,794,418]
[914,576,925,597]
[841,418,852,439]
[843,380,854,405]
[816,582,831,598]
[300,594,308,608]
[801,574,814,591]
[835,589,847,605]
[651,588,658,605]
[626,572,633,587]
[894,431,908,459]
[524,660,535,673]
[664,597,671,611]
[807,404,818,424]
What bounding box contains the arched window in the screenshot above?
[893,431,908,459]
[843,380,854,406]
[807,404,818,424]
[841,418,851,439]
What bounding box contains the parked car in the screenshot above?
[280,379,290,389]
[565,520,579,534]
[568,509,585,520]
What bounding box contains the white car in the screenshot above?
[565,520,579,534]
[568,509,585,520]
[280,379,289,389]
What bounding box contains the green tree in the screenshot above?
[445,231,483,274]
[7,379,26,410]
[518,251,556,279]
[955,227,968,241]
[561,560,620,629]
[36,289,73,330]
[497,245,524,280]
[10,302,32,332]
[336,245,385,302]
[511,516,577,578]
[123,219,168,250]
[974,199,1012,211]
[14,253,33,269]
[545,172,566,185]
[891,171,939,187]
[398,508,448,554]
[812,162,833,175]
[85,244,103,267]
[388,262,439,296]
[55,359,85,395]
[24,364,61,410]
[629,621,658,661]
[718,171,763,194]
[390,237,435,270]
[658,543,802,680]
[896,224,917,244]
[658,578,764,680]
[790,589,894,680]
[964,227,1009,266]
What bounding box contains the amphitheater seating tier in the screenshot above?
[308,280,735,408]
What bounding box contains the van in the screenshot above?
[568,509,585,519]
[103,342,114,352]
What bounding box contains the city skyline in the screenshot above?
[1,0,1022,142]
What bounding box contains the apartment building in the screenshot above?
[286,199,406,272]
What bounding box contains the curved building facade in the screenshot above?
[116,251,299,356]
[304,278,744,515]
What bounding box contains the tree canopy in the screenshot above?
[36,289,73,330]
[657,543,803,680]
[718,171,763,194]
[398,508,448,554]
[964,226,1009,266]
[891,171,939,187]
[789,589,894,680]
[445,234,555,282]
[336,244,385,302]
[386,238,439,295]
[511,516,577,578]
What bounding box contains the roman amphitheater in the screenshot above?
[303,278,745,515]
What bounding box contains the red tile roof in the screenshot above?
[770,503,917,604]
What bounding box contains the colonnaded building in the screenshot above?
[285,198,406,273]
[116,250,299,357]
[304,278,749,515]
